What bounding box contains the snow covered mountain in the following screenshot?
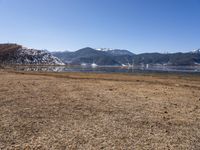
[107,49,134,56]
[192,49,200,54]
[53,47,200,66]
[53,47,121,65]
[96,48,114,51]
[96,48,134,56]
[0,44,64,65]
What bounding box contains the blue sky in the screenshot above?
[0,0,200,53]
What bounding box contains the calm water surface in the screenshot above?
[14,65,200,74]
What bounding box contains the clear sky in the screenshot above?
[0,0,200,53]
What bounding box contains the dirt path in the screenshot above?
[0,70,200,149]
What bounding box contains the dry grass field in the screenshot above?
[0,69,200,149]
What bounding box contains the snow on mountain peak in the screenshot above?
[96,48,114,51]
[192,49,200,53]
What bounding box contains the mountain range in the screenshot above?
[52,47,200,66]
[0,43,200,66]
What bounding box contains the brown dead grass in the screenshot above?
[0,70,200,149]
[0,44,21,54]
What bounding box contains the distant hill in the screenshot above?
[51,51,72,63]
[53,48,200,66]
[52,47,134,65]
[0,44,64,65]
[133,52,200,65]
[53,47,123,65]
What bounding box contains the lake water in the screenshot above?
[14,65,200,74]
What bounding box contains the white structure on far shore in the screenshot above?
[91,63,98,68]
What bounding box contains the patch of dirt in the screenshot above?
[0,70,200,149]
